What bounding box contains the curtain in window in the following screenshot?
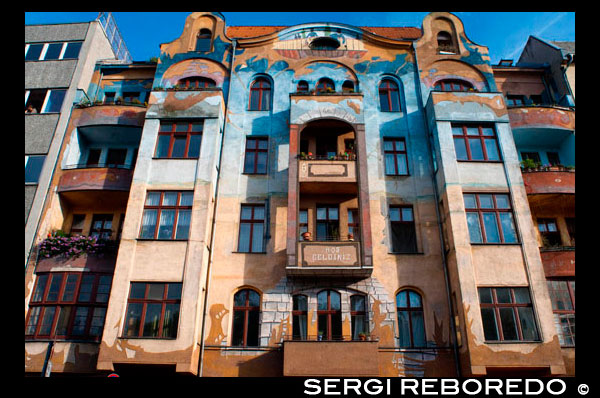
[140,209,157,239]
[175,209,191,239]
[157,210,175,239]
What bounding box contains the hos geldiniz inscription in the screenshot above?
[300,242,360,267]
[307,162,348,177]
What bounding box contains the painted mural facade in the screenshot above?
[25,12,574,377]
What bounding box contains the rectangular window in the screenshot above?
[123,282,182,338]
[299,209,308,240]
[243,137,268,174]
[389,205,417,252]
[25,43,44,61]
[155,121,203,159]
[106,148,128,167]
[104,92,116,104]
[547,152,561,166]
[43,89,67,113]
[521,152,541,164]
[25,155,46,183]
[26,41,82,60]
[238,204,265,252]
[139,191,193,240]
[90,214,113,240]
[316,205,339,241]
[547,280,575,346]
[478,287,539,342]
[464,193,518,244]
[62,42,83,59]
[383,138,409,175]
[452,124,501,161]
[537,218,562,248]
[44,42,64,60]
[347,209,360,241]
[25,272,111,341]
[506,94,526,106]
[25,89,47,113]
[70,214,86,235]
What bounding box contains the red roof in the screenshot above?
[225,26,421,40]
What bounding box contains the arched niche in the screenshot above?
[161,58,228,88]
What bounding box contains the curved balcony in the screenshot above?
[72,104,147,128]
[540,247,575,278]
[508,105,575,131]
[521,168,574,195]
[58,164,134,193]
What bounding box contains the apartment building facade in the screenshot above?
[25,12,574,377]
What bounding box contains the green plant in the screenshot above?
[520,158,540,169]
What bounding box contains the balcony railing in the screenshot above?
[63,162,134,170]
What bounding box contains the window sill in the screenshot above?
[136,238,189,242]
[389,252,424,255]
[232,251,267,254]
[118,336,177,340]
[241,172,268,176]
[385,174,411,177]
[484,340,542,344]
[456,160,504,164]
[470,242,521,246]
[152,157,199,160]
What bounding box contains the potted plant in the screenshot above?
[520,158,539,171]
[301,231,312,241]
[358,332,367,341]
[299,152,307,160]
[347,233,354,241]
[318,331,324,341]
[307,152,313,160]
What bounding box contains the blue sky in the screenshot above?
[25,12,574,64]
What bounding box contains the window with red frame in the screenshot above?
[317,290,342,340]
[434,79,474,92]
[238,204,265,252]
[316,78,335,93]
[232,289,260,346]
[464,193,518,244]
[155,120,203,159]
[537,218,562,247]
[139,191,193,240]
[350,295,368,340]
[243,137,268,174]
[396,289,426,347]
[478,287,539,341]
[452,124,501,161]
[25,272,112,341]
[177,76,216,89]
[379,79,401,112]
[389,206,417,253]
[123,282,182,338]
[383,138,409,175]
[546,280,575,346]
[249,78,271,111]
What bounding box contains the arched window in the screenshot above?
[434,79,474,92]
[317,290,342,340]
[396,290,426,347]
[379,79,400,112]
[232,289,260,346]
[249,77,271,111]
[195,29,212,52]
[296,80,309,93]
[342,80,355,93]
[292,294,308,340]
[177,76,216,89]
[316,78,335,93]
[437,31,456,53]
[350,295,368,340]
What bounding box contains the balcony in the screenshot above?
[299,158,357,184]
[283,339,379,376]
[540,247,575,278]
[289,240,370,277]
[58,165,134,193]
[521,168,574,195]
[508,105,575,131]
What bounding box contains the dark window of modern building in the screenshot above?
[238,204,265,253]
[452,124,501,161]
[389,206,417,253]
[396,290,426,347]
[350,295,368,340]
[316,205,339,241]
[195,29,212,52]
[44,89,67,113]
[63,42,83,59]
[547,152,561,166]
[292,294,308,340]
[434,79,474,92]
[243,137,268,174]
[104,92,116,104]
[464,193,518,244]
[537,218,562,247]
[383,138,409,175]
[25,155,46,183]
[26,272,112,341]
[347,209,360,241]
[123,282,182,338]
[44,42,64,60]
[316,78,335,93]
[249,78,271,111]
[478,287,539,342]
[379,79,400,112]
[155,121,203,159]
[139,191,193,240]
[546,280,575,346]
[25,89,47,113]
[86,149,102,166]
[232,289,260,346]
[317,290,342,340]
[177,76,216,89]
[25,43,44,60]
[90,214,113,240]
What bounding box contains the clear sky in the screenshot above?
[25,12,575,64]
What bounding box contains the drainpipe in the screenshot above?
[198,38,237,377]
[412,42,461,377]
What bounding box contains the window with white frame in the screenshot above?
[25,41,83,61]
[25,89,67,114]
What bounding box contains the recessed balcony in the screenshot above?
[298,158,357,184]
[540,247,575,278]
[287,240,371,277]
[508,105,575,132]
[58,165,134,193]
[521,168,574,195]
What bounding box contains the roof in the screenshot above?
[550,41,575,56]
[225,26,422,40]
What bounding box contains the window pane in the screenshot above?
[379,92,390,111]
[466,212,483,243]
[396,154,408,174]
[468,139,484,160]
[187,135,202,158]
[247,310,260,345]
[167,283,182,300]
[145,192,161,206]
[481,127,495,136]
[171,136,187,158]
[46,274,63,301]
[352,314,367,340]
[383,140,394,151]
[89,307,106,337]
[518,307,539,340]
[231,310,245,346]
[478,287,493,304]
[124,303,142,336]
[163,192,179,206]
[243,150,256,173]
[251,224,264,252]
[63,42,82,59]
[179,192,193,206]
[397,311,411,347]
[389,207,400,222]
[156,135,170,158]
[317,291,328,310]
[157,210,175,239]
[142,303,162,337]
[499,308,518,340]
[299,210,308,224]
[481,308,499,340]
[44,43,63,60]
[466,127,480,136]
[162,303,180,338]
[401,208,413,222]
[32,275,49,302]
[484,139,500,160]
[451,126,464,136]
[175,123,189,133]
[408,291,421,308]
[391,222,417,252]
[249,90,260,110]
[495,194,510,209]
[55,307,72,335]
[129,283,146,299]
[482,213,500,243]
[495,288,512,303]
[25,155,46,183]
[316,207,327,220]
[39,307,57,335]
[351,295,366,312]
[329,208,338,220]
[241,206,253,220]
[72,307,89,335]
[234,290,247,307]
[26,43,44,60]
[330,291,341,310]
[253,206,265,220]
[411,311,426,347]
[238,223,251,252]
[453,138,468,160]
[62,274,79,302]
[96,275,112,303]
[385,154,396,174]
[26,307,42,335]
[261,90,270,111]
[247,290,260,307]
[390,91,400,111]
[147,284,165,300]
[175,209,191,239]
[513,288,531,304]
[256,152,268,173]
[499,213,518,243]
[140,209,158,239]
[78,275,95,302]
[44,90,66,113]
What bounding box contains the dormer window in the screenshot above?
[309,37,340,51]
[195,29,212,52]
[437,31,457,54]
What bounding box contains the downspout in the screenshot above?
[198,38,237,377]
[412,42,461,377]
